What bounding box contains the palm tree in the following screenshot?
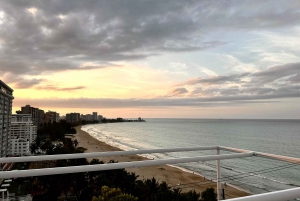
[30,143,37,155]
[140,177,160,201]
[201,188,217,201]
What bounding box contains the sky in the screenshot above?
[0,0,300,118]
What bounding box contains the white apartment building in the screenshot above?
[0,80,14,157]
[10,138,29,156]
[10,114,37,155]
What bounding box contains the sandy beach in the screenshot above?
[73,126,250,199]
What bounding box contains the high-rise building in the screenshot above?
[98,115,103,122]
[86,114,93,121]
[38,109,45,126]
[66,113,80,123]
[45,110,58,124]
[0,80,14,157]
[56,113,60,122]
[20,105,44,128]
[10,114,37,156]
[92,112,98,121]
[10,114,37,142]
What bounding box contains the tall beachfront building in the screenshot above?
[18,105,45,128]
[44,110,60,124]
[66,113,80,123]
[10,114,37,156]
[0,80,14,157]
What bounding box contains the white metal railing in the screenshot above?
[0,152,254,178]
[0,146,219,163]
[225,187,300,201]
[0,146,299,201]
[220,146,300,165]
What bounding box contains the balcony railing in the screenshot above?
[0,146,299,201]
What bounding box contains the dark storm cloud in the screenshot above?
[14,78,44,89]
[177,62,300,100]
[179,73,250,86]
[1,74,44,89]
[252,63,300,83]
[168,88,188,96]
[1,0,300,76]
[180,63,300,87]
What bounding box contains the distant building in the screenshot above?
[98,115,103,122]
[38,109,45,126]
[56,113,60,122]
[10,114,37,156]
[21,105,38,126]
[92,112,98,121]
[81,114,93,121]
[81,112,101,122]
[0,80,14,157]
[45,110,58,124]
[66,113,80,123]
[20,105,44,128]
[86,114,93,121]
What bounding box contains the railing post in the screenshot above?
[217,147,222,200]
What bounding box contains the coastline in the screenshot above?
[74,125,250,198]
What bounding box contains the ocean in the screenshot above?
[81,118,300,195]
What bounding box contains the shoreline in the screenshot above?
[73,125,250,198]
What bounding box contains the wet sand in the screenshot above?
[73,126,250,198]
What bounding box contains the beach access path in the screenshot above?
[74,126,250,198]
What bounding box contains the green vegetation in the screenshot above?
[101,117,145,123]
[201,188,217,201]
[37,120,77,141]
[30,120,77,154]
[92,186,138,201]
[28,157,216,201]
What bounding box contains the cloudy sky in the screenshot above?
[1,0,300,118]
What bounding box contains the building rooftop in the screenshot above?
[0,80,14,92]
